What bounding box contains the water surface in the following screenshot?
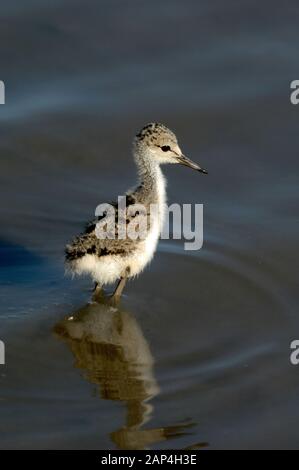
[0,0,299,449]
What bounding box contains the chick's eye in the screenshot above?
[161,145,171,152]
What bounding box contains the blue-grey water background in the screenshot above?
[0,0,299,449]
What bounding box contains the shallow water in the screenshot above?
[1,0,299,449]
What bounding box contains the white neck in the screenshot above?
[134,144,166,194]
[133,143,167,224]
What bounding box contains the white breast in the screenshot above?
[129,167,166,277]
[71,168,167,285]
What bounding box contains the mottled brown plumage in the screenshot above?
[65,122,207,301]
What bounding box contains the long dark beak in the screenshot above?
[177,154,208,174]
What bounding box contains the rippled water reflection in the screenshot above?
[54,301,203,450]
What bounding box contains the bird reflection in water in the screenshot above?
[54,300,203,450]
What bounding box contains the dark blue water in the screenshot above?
[0,0,299,449]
